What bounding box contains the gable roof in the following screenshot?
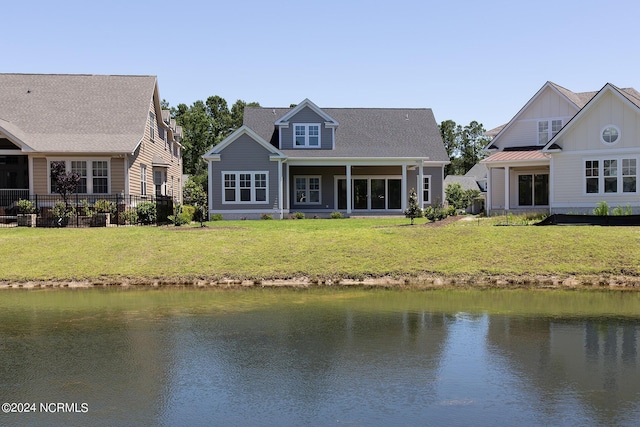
[485,81,591,150]
[542,83,640,151]
[244,105,449,161]
[0,73,157,153]
[274,98,339,127]
[203,125,285,160]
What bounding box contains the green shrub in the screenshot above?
[17,199,35,214]
[261,213,273,220]
[611,204,633,216]
[593,201,609,216]
[330,211,344,219]
[210,213,223,221]
[122,209,138,225]
[168,204,192,226]
[424,201,448,222]
[94,199,117,215]
[292,212,305,219]
[136,201,157,225]
[181,205,196,221]
[51,200,75,219]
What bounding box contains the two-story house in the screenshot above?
[0,74,183,212]
[482,81,640,215]
[203,99,449,219]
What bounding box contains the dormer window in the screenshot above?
[538,119,562,145]
[294,124,320,147]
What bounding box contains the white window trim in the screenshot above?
[420,175,432,205]
[294,175,322,205]
[140,164,147,196]
[334,175,404,211]
[583,156,638,196]
[48,158,111,195]
[149,113,155,142]
[537,118,562,145]
[600,125,621,145]
[221,171,269,204]
[293,123,321,148]
[515,172,549,207]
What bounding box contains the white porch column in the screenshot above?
[504,166,510,211]
[401,164,407,210]
[285,162,290,212]
[207,160,213,214]
[346,164,352,214]
[277,160,283,218]
[486,166,491,215]
[548,156,554,213]
[418,163,424,207]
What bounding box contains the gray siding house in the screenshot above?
[203,99,449,219]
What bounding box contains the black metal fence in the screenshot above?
[0,193,174,228]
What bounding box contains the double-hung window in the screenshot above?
[50,159,109,194]
[295,176,321,204]
[71,161,87,194]
[538,119,562,145]
[149,112,155,141]
[294,124,320,147]
[585,158,637,194]
[423,176,431,204]
[140,165,147,196]
[223,172,268,203]
[92,161,108,194]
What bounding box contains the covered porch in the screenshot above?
[283,159,440,217]
[483,151,551,216]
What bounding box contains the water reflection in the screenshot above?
[0,289,638,426]
[487,316,640,426]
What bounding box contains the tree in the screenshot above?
[445,182,481,212]
[174,100,215,178]
[404,188,423,225]
[439,120,490,176]
[50,161,80,208]
[184,178,207,226]
[171,96,260,195]
[50,161,80,224]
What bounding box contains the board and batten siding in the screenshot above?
[494,87,579,149]
[211,133,280,210]
[279,106,333,150]
[550,90,640,210]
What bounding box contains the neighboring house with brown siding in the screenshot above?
[0,73,182,206]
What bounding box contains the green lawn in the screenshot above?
[2,217,640,283]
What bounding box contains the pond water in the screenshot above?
[1,288,640,426]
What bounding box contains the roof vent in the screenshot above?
[405,114,409,121]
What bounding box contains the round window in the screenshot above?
[602,126,620,144]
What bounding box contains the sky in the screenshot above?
[4,0,640,131]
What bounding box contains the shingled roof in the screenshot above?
[0,74,157,153]
[244,106,449,161]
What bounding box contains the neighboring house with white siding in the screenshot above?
[482,81,640,215]
[0,74,183,207]
[203,99,449,219]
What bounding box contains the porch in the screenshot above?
[285,163,439,216]
[486,164,551,216]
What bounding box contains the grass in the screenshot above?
[2,216,640,283]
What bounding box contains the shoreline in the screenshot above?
[2,273,640,291]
